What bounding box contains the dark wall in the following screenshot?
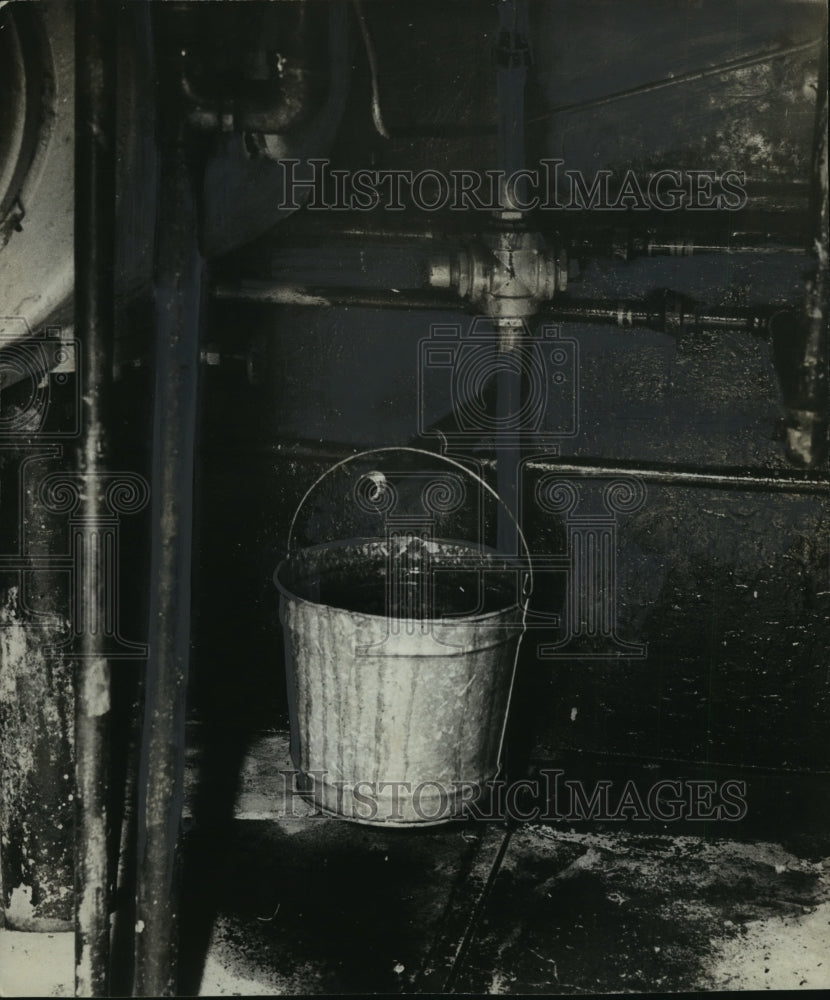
[190,0,828,783]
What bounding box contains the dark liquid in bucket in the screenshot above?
[297,567,518,618]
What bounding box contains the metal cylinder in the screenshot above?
[276,539,525,826]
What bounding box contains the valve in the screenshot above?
[428,217,567,323]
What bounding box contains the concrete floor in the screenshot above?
[3,732,827,996]
[4,825,827,995]
[182,823,830,996]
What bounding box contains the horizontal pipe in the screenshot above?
[542,296,788,337]
[256,441,830,495]
[637,240,806,257]
[518,457,829,494]
[213,280,459,311]
[252,224,441,245]
[214,279,791,336]
[230,220,807,258]
[278,233,804,257]
[568,233,808,259]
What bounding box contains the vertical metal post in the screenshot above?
[133,9,202,995]
[74,0,117,995]
[496,0,529,209]
[799,39,829,466]
[772,38,828,468]
[494,0,532,557]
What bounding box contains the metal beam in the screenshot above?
[74,0,117,994]
[133,12,202,996]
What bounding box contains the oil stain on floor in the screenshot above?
[453,826,830,995]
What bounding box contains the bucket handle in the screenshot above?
[284,445,534,598]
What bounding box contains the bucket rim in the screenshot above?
[273,535,528,625]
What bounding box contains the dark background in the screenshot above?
[187,0,829,791]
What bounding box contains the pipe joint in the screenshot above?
[429,226,567,320]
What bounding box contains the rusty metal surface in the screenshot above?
[0,595,74,931]
[0,368,79,932]
[0,448,74,930]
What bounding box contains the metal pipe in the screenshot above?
[213,278,791,338]
[232,219,806,257]
[181,2,329,134]
[351,0,390,139]
[796,39,828,464]
[490,0,533,559]
[633,239,807,257]
[567,230,808,260]
[518,457,829,495]
[133,13,203,996]
[265,443,830,496]
[495,0,530,212]
[771,40,829,467]
[542,295,788,337]
[74,0,117,994]
[247,218,440,244]
[213,280,459,311]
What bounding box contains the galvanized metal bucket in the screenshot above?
[274,448,531,827]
